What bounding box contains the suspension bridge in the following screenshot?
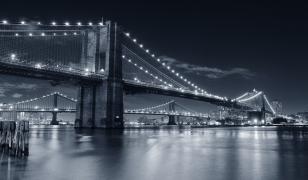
[0,18,277,128]
[0,92,209,124]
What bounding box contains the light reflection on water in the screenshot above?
[1,126,308,180]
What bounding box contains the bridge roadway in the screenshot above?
[124,110,209,118]
[0,60,255,112]
[0,108,76,113]
[123,80,252,110]
[0,59,105,82]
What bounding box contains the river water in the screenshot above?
[1,126,308,180]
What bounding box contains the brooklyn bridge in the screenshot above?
[0,19,277,128]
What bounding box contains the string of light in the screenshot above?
[0,32,81,37]
[238,91,263,103]
[122,31,227,101]
[0,92,77,108]
[123,33,203,91]
[263,95,276,115]
[1,20,105,27]
[122,45,187,89]
[232,92,249,101]
[128,100,175,112]
[122,55,177,88]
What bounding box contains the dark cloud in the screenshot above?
[0,82,38,97]
[161,56,255,79]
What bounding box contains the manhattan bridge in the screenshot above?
[0,19,277,128]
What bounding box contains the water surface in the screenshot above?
[1,126,308,180]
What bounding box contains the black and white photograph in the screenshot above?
[1,0,308,180]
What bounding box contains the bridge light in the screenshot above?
[151,54,155,57]
[146,49,149,53]
[2,20,8,24]
[125,32,130,37]
[99,22,103,26]
[10,53,16,60]
[29,33,33,36]
[167,66,170,69]
[133,39,137,42]
[51,22,56,26]
[20,21,26,25]
[37,22,41,25]
[176,73,179,76]
[128,59,132,62]
[162,63,165,66]
[88,22,93,26]
[35,63,42,69]
[65,22,70,26]
[157,58,160,62]
[77,22,82,26]
[139,44,143,48]
[54,108,59,111]
[122,55,125,58]
[171,69,175,73]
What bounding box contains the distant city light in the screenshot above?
[10,53,16,60]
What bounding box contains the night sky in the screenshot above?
[1,0,308,113]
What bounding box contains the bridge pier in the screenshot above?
[75,21,124,129]
[50,112,59,125]
[167,102,177,125]
[167,115,178,125]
